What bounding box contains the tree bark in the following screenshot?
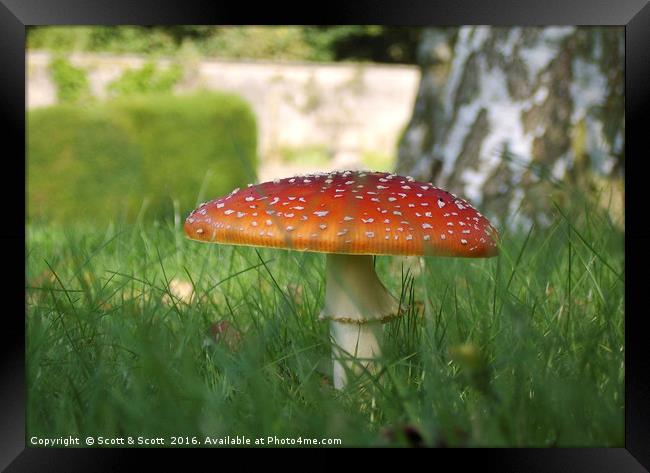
[397,27,624,228]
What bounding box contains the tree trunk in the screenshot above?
[397,27,624,228]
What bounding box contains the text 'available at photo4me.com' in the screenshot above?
[29,435,344,447]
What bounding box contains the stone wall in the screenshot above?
[27,52,420,179]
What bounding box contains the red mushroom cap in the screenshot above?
[184,171,499,257]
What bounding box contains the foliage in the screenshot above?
[107,61,184,98]
[48,56,91,103]
[360,150,395,171]
[276,145,331,167]
[26,190,623,446]
[28,26,423,64]
[28,92,257,223]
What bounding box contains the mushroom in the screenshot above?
[184,171,499,389]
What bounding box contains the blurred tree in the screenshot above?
[397,27,624,227]
[28,26,422,64]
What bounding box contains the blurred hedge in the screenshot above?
[28,92,257,224]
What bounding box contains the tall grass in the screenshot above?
[26,192,624,447]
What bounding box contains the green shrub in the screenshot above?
[28,26,422,64]
[48,56,91,103]
[28,92,257,224]
[107,61,184,98]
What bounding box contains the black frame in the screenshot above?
[3,0,649,470]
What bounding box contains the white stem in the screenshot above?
[321,254,399,389]
[330,321,383,390]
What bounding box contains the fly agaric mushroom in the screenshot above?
[184,171,499,389]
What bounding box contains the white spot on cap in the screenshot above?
[286,226,295,231]
[337,229,348,236]
[251,221,258,227]
[319,224,327,230]
[437,199,445,208]
[406,235,413,240]
[388,197,397,202]
[422,223,433,229]
[314,211,329,217]
[362,218,374,223]
[343,216,354,221]
[196,228,204,234]
[216,202,225,208]
[440,233,446,240]
[266,219,272,226]
[424,235,431,241]
[461,239,468,245]
[224,210,234,215]
[270,197,280,205]
[237,212,246,218]
[245,196,254,202]
[393,211,402,216]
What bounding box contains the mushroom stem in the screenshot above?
[321,253,399,389]
[330,321,383,390]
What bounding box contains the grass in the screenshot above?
[26,194,624,447]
